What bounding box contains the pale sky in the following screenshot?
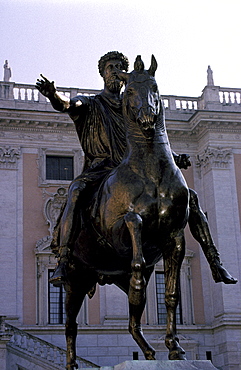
[1,0,241,97]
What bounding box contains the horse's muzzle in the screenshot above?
[137,107,158,138]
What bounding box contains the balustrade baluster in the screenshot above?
[47,346,53,361]
[59,350,65,365]
[21,334,27,349]
[34,339,40,356]
[228,92,231,104]
[222,92,226,104]
[29,337,35,352]
[40,343,45,357]
[14,333,19,346]
[25,89,28,101]
[53,347,59,364]
[233,92,237,104]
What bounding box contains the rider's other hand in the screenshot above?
[176,154,191,169]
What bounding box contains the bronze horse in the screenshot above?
[64,55,189,369]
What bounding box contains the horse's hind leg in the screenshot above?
[65,274,96,369]
[164,231,186,360]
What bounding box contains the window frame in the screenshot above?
[46,155,74,181]
[48,269,66,325]
[38,148,84,186]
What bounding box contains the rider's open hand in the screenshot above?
[36,74,56,98]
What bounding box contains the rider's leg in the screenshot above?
[50,201,66,255]
[49,180,86,286]
[188,189,237,284]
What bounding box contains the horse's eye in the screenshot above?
[152,84,158,93]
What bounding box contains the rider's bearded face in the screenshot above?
[103,59,124,93]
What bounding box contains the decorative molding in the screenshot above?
[0,146,21,169]
[196,146,232,173]
[36,187,67,254]
[44,187,67,235]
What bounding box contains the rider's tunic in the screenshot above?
[65,94,126,183]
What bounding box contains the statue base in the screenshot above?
[97,360,218,370]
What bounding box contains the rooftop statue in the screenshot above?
[207,65,214,86]
[3,60,11,82]
[36,53,237,369]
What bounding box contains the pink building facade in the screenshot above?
[0,67,240,369]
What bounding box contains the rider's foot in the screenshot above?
[211,260,238,284]
[49,261,68,287]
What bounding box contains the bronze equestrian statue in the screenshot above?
[36,52,237,369]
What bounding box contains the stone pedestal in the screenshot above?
[98,360,218,370]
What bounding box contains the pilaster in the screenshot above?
[195,145,241,370]
[0,146,23,322]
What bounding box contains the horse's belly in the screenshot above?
[157,180,189,229]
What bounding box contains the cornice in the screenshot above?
[0,107,74,132]
[0,118,75,133]
[1,108,241,139]
[167,112,241,140]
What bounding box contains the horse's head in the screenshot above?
[117,55,161,140]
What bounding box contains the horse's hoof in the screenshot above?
[66,362,78,369]
[169,349,186,360]
[145,349,156,360]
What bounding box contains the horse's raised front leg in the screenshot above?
[124,212,155,359]
[164,231,186,360]
[124,212,145,306]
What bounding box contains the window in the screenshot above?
[48,270,66,324]
[46,155,74,181]
[155,272,182,325]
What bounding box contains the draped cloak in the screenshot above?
[66,93,126,183]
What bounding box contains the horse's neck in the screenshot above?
[124,114,168,151]
[123,118,172,175]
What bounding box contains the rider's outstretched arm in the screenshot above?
[36,74,71,112]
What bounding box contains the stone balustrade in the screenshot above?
[219,87,241,105]
[1,80,241,112]
[162,95,198,111]
[0,81,100,103]
[5,322,99,369]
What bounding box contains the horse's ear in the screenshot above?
[134,55,145,72]
[148,55,158,76]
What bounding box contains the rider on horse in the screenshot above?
[36,51,237,287]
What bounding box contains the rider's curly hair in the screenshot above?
[98,51,129,77]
